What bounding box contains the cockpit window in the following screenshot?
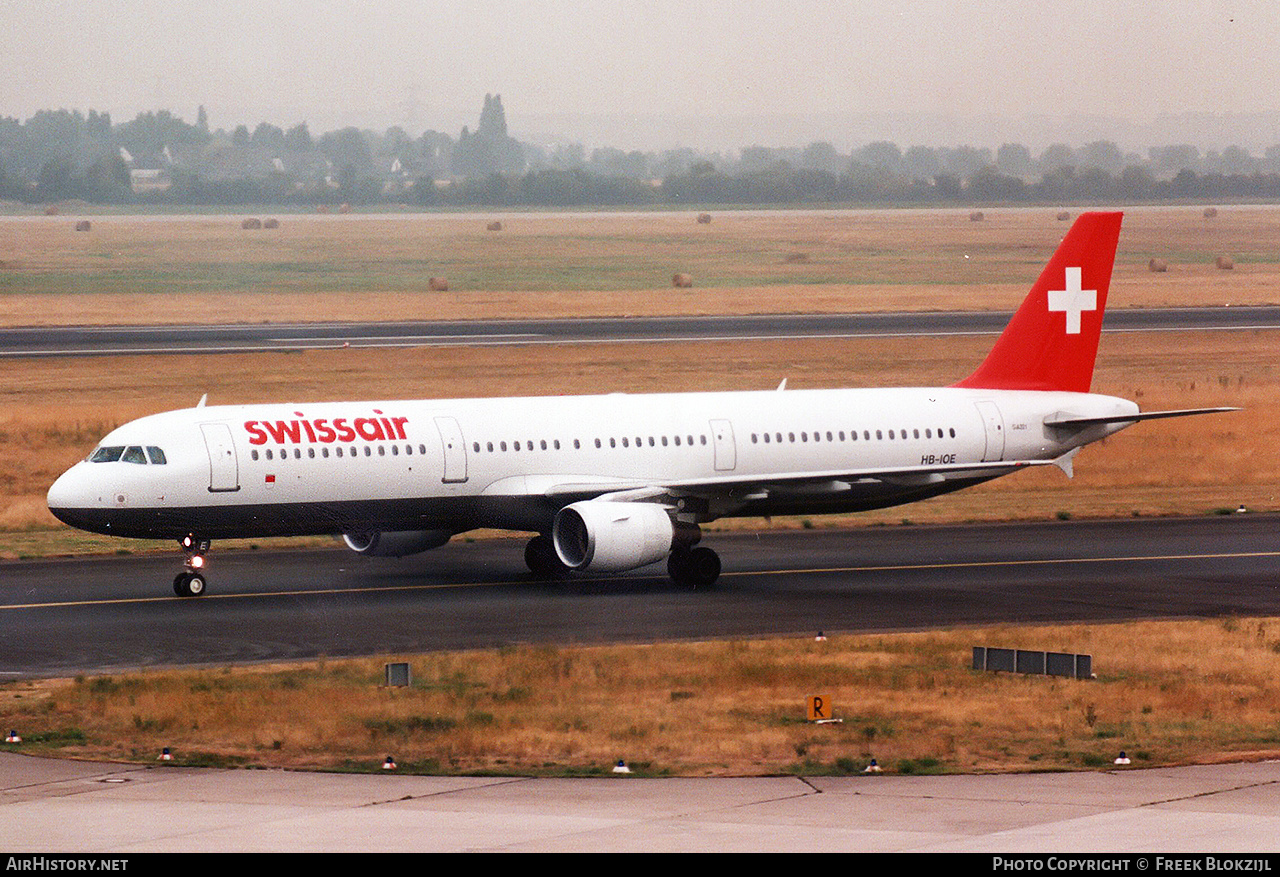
[89,446,125,463]
[146,446,167,465]
[121,446,147,464]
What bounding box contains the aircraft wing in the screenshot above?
[541,457,1060,507]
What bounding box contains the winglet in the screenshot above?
[954,211,1123,393]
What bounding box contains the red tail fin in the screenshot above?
[954,211,1123,393]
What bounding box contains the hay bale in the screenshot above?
[1204,207,1218,218]
[1148,258,1167,272]
[696,213,712,224]
[1056,211,1071,221]
[1214,256,1234,270]
[486,221,503,231]
[263,218,279,229]
[241,218,262,230]
[339,203,351,214]
[428,277,449,291]
[74,220,91,232]
[783,252,809,264]
[44,206,59,216]
[969,210,984,221]
[672,273,693,288]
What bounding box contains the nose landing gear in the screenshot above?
[173,535,211,597]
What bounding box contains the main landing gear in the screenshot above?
[523,534,721,589]
[667,545,721,590]
[524,534,567,578]
[173,535,211,597]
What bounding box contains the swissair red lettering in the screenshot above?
[243,416,410,445]
[354,417,384,441]
[264,421,302,444]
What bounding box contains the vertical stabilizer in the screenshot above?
[954,211,1123,393]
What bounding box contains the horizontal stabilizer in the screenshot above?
[1045,407,1239,429]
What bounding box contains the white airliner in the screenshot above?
[47,211,1231,596]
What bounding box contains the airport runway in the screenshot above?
[1,306,1278,357]
[3,515,1278,677]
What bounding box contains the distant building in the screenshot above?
[129,168,171,194]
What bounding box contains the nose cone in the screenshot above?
[47,464,103,532]
[47,465,80,513]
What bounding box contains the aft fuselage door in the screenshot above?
[709,419,737,471]
[434,416,468,483]
[975,401,1006,463]
[199,422,240,492]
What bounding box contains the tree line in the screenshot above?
[5,100,1280,207]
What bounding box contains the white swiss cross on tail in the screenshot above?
[1046,266,1096,334]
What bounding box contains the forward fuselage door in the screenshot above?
[434,416,468,483]
[974,401,1005,463]
[199,422,240,492]
[709,419,737,471]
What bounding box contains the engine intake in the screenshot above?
[553,500,691,573]
[342,530,452,557]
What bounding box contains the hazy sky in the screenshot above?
[5,1,1279,150]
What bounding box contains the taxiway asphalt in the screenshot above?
[1,307,1278,357]
[3,515,1278,677]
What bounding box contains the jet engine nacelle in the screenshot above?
[552,500,678,572]
[342,530,452,557]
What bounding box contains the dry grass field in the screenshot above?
[5,617,1280,776]
[1,207,1279,326]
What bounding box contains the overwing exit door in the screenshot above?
[709,419,736,471]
